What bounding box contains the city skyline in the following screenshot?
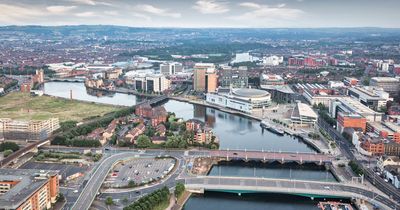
[1,0,400,28]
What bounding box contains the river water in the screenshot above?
[44,82,338,209]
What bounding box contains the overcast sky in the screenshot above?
[1,0,399,28]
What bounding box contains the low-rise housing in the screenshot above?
[125,123,145,143]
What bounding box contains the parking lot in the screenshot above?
[19,161,88,180]
[105,157,176,188]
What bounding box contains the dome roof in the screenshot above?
[232,88,270,98]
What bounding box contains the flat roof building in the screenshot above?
[0,118,60,140]
[193,63,217,93]
[329,97,383,123]
[295,83,346,106]
[0,169,59,210]
[370,77,400,96]
[206,88,271,113]
[347,86,392,111]
[291,101,318,126]
[160,62,183,75]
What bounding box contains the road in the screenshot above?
[70,149,189,210]
[318,118,400,204]
[185,176,400,210]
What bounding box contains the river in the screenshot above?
[44,82,338,209]
[44,82,141,106]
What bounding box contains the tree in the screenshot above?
[0,142,19,152]
[128,180,136,188]
[136,135,152,148]
[105,197,114,206]
[52,136,67,145]
[122,197,129,205]
[3,149,13,157]
[174,182,185,198]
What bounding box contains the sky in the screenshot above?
[0,0,399,28]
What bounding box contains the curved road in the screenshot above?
[71,150,187,210]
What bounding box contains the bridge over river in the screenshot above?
[208,149,333,165]
[185,176,400,210]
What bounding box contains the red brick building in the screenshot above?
[361,137,385,156]
[186,119,204,131]
[337,112,367,133]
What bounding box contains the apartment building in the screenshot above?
[0,169,59,210]
[0,118,60,140]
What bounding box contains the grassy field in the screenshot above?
[0,92,120,122]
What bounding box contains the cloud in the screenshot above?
[193,0,229,14]
[0,4,47,24]
[75,11,96,17]
[70,0,111,6]
[46,6,77,14]
[135,4,181,18]
[231,2,304,22]
[239,2,261,9]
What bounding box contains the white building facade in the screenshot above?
[206,88,271,113]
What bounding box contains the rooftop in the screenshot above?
[371,77,399,82]
[295,102,318,119]
[335,97,380,116]
[0,169,58,209]
[232,88,270,98]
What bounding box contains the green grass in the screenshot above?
[0,92,119,122]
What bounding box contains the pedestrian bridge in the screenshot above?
[209,150,333,165]
[184,176,399,210]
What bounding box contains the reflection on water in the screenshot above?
[44,82,143,106]
[209,162,337,182]
[163,100,315,153]
[183,192,321,210]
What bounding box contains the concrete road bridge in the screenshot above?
[184,176,400,210]
[208,150,333,165]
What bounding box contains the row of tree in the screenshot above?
[123,186,170,210]
[52,107,135,147]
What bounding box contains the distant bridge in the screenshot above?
[209,150,333,165]
[47,77,85,82]
[185,176,399,210]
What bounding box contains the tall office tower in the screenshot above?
[160,62,183,75]
[193,63,216,92]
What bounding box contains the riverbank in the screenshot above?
[169,96,331,154]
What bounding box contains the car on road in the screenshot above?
[73,190,79,193]
[323,186,330,189]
